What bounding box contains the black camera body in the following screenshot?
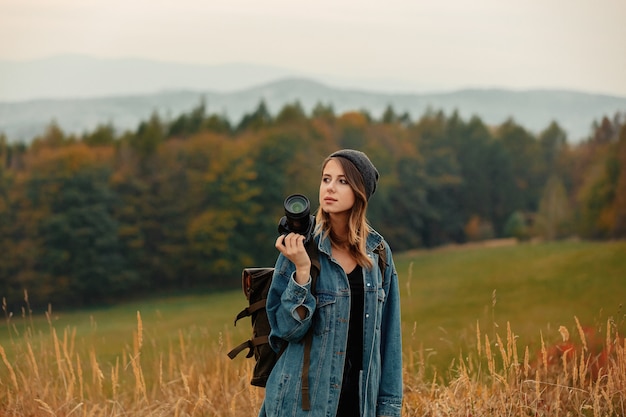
[278,194,315,244]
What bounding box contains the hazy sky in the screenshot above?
[2,0,626,96]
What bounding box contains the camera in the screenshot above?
[278,194,315,244]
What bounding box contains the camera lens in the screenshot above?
[278,194,314,242]
[285,194,309,216]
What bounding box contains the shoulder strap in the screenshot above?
[376,241,388,282]
[305,239,321,292]
[299,239,320,410]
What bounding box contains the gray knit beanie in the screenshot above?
[330,149,380,200]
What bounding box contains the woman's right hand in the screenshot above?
[275,233,311,285]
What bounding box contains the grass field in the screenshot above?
[0,239,624,416]
[395,239,626,375]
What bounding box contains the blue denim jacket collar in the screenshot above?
[316,227,384,260]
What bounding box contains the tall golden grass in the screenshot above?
[0,297,624,416]
[403,317,625,416]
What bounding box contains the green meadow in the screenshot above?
[2,239,623,376]
[396,239,625,375]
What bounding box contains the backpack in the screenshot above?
[227,240,387,410]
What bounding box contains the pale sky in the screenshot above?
[2,0,626,96]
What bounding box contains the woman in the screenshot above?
[259,149,403,417]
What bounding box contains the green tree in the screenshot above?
[538,121,567,172]
[275,101,307,125]
[485,139,521,235]
[83,123,117,146]
[0,136,17,301]
[503,211,529,240]
[6,143,131,307]
[496,119,545,212]
[443,114,494,240]
[37,167,136,305]
[168,99,207,138]
[109,172,152,290]
[382,154,433,249]
[381,104,398,124]
[204,113,232,134]
[311,102,335,121]
[534,175,571,240]
[413,110,464,246]
[129,111,165,156]
[237,100,273,132]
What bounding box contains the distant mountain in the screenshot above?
[1,78,625,144]
[2,55,625,144]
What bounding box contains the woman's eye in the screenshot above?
[339,179,348,185]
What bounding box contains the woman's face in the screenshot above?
[319,158,356,216]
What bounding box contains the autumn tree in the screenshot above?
[612,124,626,237]
[185,135,262,282]
[30,120,72,150]
[576,116,624,238]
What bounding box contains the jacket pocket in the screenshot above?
[313,291,336,335]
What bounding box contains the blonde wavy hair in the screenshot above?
[315,155,374,269]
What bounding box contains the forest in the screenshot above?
[0,100,624,308]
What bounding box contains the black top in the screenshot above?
[345,264,364,374]
[336,264,364,417]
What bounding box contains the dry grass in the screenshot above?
[0,300,265,417]
[403,317,625,416]
[0,300,624,417]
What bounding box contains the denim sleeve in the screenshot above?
[377,244,403,416]
[267,254,316,351]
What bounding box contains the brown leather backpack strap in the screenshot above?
[305,239,321,288]
[251,335,269,346]
[227,339,253,359]
[299,238,320,410]
[301,329,313,410]
[376,241,387,282]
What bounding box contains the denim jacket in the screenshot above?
[258,229,403,417]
